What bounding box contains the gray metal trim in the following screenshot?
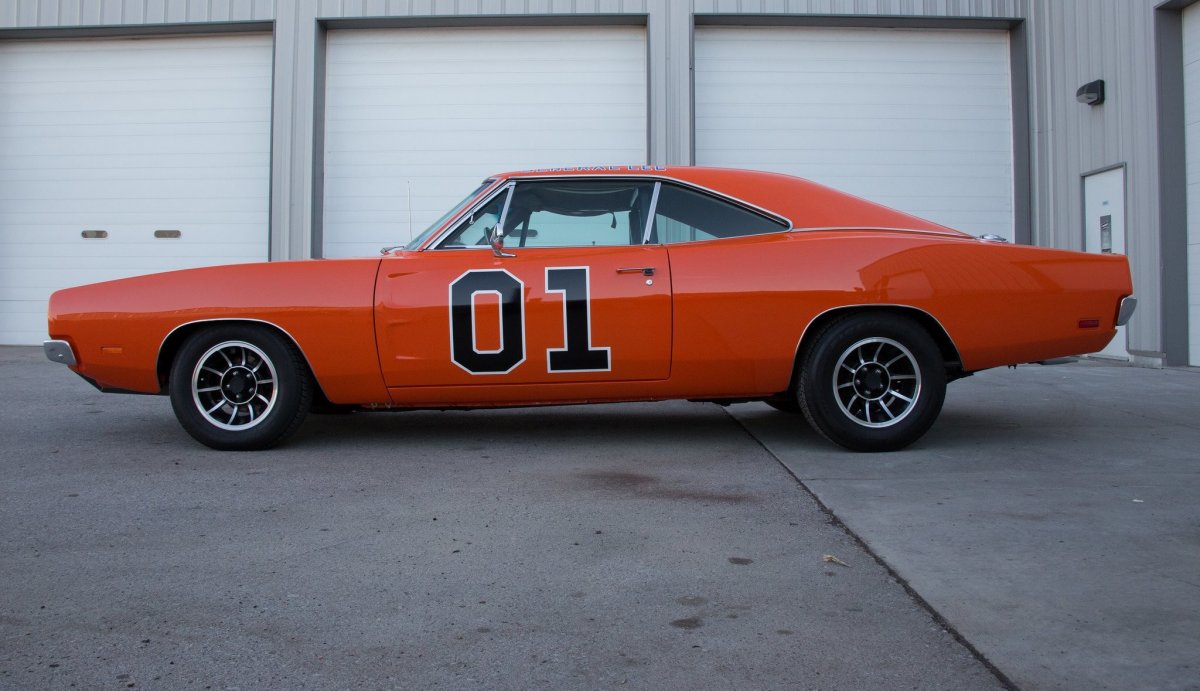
[692,14,1021,30]
[790,226,973,239]
[43,340,76,366]
[1155,4,1191,365]
[495,183,517,236]
[1009,19,1033,246]
[642,181,662,244]
[320,14,647,31]
[0,20,272,40]
[310,20,328,260]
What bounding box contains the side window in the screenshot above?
[503,181,656,248]
[439,189,510,248]
[652,184,788,244]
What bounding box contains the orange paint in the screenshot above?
[46,167,1133,408]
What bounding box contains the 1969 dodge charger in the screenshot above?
[44,166,1136,452]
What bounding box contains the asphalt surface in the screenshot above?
[730,361,1200,691]
[0,346,1000,690]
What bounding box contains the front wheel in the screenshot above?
[798,313,946,452]
[169,325,313,450]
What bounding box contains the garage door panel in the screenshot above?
[702,129,1007,155]
[703,148,1012,170]
[698,103,1010,123]
[1,133,267,158]
[323,26,647,258]
[697,114,1011,136]
[0,178,266,203]
[0,307,54,345]
[696,26,1014,239]
[1,87,270,117]
[1,227,267,252]
[5,121,270,141]
[698,30,1008,59]
[325,116,641,137]
[0,34,272,345]
[700,68,1008,92]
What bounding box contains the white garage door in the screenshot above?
[323,26,647,258]
[0,34,273,346]
[695,26,1013,239]
[1185,3,1200,366]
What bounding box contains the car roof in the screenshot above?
[492,166,966,236]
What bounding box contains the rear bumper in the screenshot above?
[43,340,76,366]
[1116,296,1137,327]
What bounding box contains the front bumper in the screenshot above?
[43,340,77,366]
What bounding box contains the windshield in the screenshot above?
[401,180,495,250]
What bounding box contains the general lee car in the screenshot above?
[45,166,1136,452]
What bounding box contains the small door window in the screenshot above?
[439,188,511,248]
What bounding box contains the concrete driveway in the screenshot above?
[1,346,996,690]
[730,360,1200,691]
[3,346,1196,689]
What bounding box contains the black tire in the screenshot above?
[766,398,802,414]
[798,313,946,452]
[169,325,313,450]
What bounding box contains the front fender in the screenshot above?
[47,259,391,403]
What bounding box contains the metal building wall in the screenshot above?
[0,0,274,25]
[1,0,1180,364]
[1025,0,1164,364]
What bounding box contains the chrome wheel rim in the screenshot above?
[832,337,921,429]
[191,340,278,431]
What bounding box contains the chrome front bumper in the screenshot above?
[43,340,77,366]
[1115,296,1138,327]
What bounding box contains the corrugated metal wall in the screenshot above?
[0,0,1182,364]
[1025,0,1163,361]
[0,0,274,25]
[691,0,1023,15]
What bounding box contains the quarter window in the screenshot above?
[651,183,787,244]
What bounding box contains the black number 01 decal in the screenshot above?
[450,267,611,375]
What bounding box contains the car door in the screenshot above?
[375,178,671,391]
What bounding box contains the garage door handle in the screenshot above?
[81,230,107,239]
[617,267,655,276]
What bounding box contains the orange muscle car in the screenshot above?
[45,166,1136,452]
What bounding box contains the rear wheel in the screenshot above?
[798,313,946,452]
[169,325,312,450]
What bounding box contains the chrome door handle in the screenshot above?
[617,267,655,276]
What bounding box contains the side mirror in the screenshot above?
[488,225,515,258]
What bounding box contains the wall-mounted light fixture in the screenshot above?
[1076,79,1105,106]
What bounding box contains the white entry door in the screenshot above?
[1083,166,1128,360]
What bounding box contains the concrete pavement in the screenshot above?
[729,360,1200,691]
[0,346,998,690]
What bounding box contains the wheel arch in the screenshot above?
[156,319,333,404]
[791,305,965,387]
